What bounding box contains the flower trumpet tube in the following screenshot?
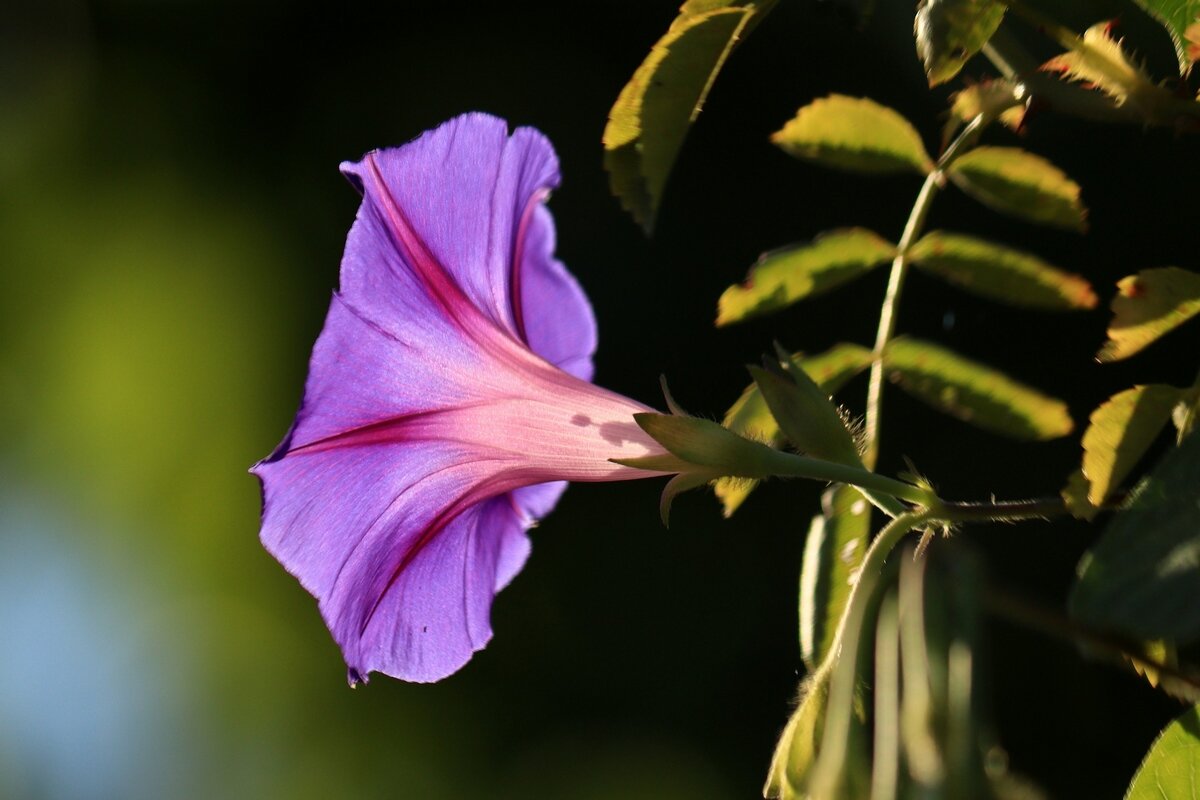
[253,114,672,684]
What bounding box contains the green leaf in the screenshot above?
[1097,267,1200,361]
[717,228,897,325]
[907,230,1097,310]
[1125,704,1200,800]
[715,344,874,515]
[1070,430,1200,644]
[750,364,863,467]
[603,2,775,232]
[771,95,934,175]
[915,0,1006,86]
[1130,0,1200,74]
[883,337,1074,440]
[947,146,1088,231]
[1081,384,1190,505]
[799,485,870,670]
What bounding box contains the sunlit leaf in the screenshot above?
[1130,0,1200,73]
[1081,384,1190,505]
[715,344,873,516]
[751,363,862,467]
[943,79,1026,146]
[1070,430,1200,644]
[1043,22,1192,123]
[771,95,934,175]
[1125,704,1200,800]
[799,486,870,671]
[883,337,1074,440]
[914,0,1006,86]
[907,230,1097,310]
[948,147,1087,231]
[1097,267,1200,361]
[603,1,775,232]
[1062,468,1101,521]
[717,228,897,325]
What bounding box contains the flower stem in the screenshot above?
[862,116,987,470]
[760,449,934,510]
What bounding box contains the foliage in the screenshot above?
[604,0,1200,797]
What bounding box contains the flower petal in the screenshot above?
[339,113,561,345]
[255,429,528,682]
[255,115,666,683]
[515,204,597,381]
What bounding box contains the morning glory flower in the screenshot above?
[252,113,672,684]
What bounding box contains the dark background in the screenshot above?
[2,1,1197,798]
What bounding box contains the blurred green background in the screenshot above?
[2,1,1198,798]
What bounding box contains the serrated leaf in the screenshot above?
[1043,22,1190,123]
[1125,640,1200,702]
[1097,267,1200,361]
[1070,430,1200,644]
[915,0,1006,85]
[943,79,1026,146]
[948,147,1088,231]
[715,344,874,515]
[1131,0,1200,73]
[883,337,1074,440]
[1125,704,1200,800]
[603,2,775,232]
[750,364,862,467]
[799,486,871,671]
[771,95,934,175]
[1081,384,1189,505]
[717,228,897,325]
[908,230,1097,310]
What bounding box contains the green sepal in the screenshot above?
[715,343,874,516]
[627,412,781,476]
[749,362,863,468]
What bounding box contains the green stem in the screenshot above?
[862,116,986,470]
[933,495,1069,523]
[808,510,932,795]
[760,449,934,510]
[984,586,1200,696]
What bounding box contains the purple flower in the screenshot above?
[253,114,670,684]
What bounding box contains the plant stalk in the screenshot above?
[862,116,987,470]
